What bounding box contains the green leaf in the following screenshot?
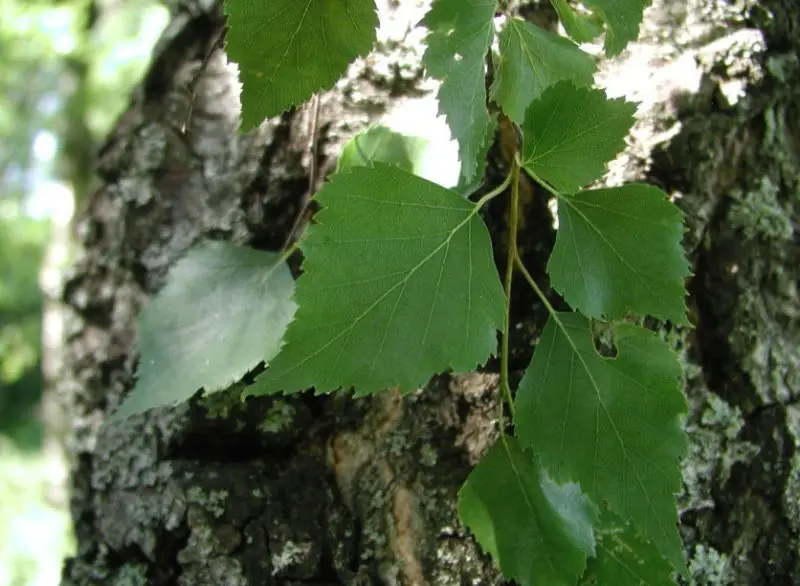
[515,313,688,574]
[453,121,495,196]
[112,242,296,420]
[491,18,596,124]
[582,508,677,586]
[224,0,378,130]
[337,125,429,175]
[521,82,636,194]
[550,0,604,44]
[548,184,689,322]
[459,436,597,586]
[248,164,505,397]
[584,0,650,56]
[422,0,498,182]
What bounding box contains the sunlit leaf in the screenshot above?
[515,313,688,574]
[248,164,504,396]
[337,125,429,175]
[225,0,378,129]
[548,184,689,322]
[584,0,650,56]
[581,507,677,586]
[459,436,597,586]
[422,0,498,181]
[550,0,604,44]
[491,18,596,124]
[521,82,636,194]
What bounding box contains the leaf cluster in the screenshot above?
[114,2,695,585]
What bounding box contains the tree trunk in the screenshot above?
[58,1,800,584]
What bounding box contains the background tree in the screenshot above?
[0,0,165,582]
[58,0,800,584]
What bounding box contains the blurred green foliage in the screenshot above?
[0,438,74,586]
[1,0,167,583]
[0,207,47,448]
[0,0,168,441]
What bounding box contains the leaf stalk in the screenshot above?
[511,153,564,327]
[513,250,558,319]
[523,162,561,200]
[475,167,514,209]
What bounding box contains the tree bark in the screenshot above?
[58,1,800,584]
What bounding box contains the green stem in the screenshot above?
[513,251,560,320]
[514,230,601,409]
[475,168,514,210]
[522,160,561,200]
[512,153,564,325]
[499,158,520,428]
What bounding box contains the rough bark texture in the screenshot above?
[58,1,799,585]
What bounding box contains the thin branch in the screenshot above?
[282,93,322,251]
[499,156,520,427]
[183,26,227,132]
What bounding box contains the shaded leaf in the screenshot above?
[337,125,429,175]
[112,242,296,420]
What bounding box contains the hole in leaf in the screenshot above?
[591,320,618,358]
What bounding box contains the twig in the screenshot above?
[282,93,321,251]
[183,26,227,132]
